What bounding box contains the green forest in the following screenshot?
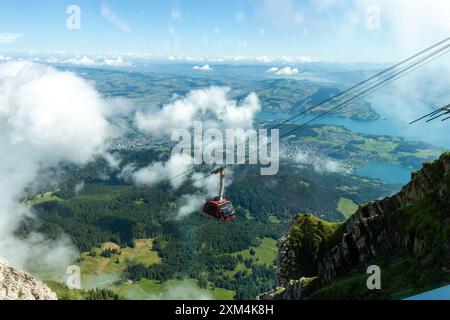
[17,147,397,300]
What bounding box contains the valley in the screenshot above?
[1,1,450,305]
[13,65,450,300]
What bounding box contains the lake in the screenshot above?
[259,109,419,184]
[257,93,450,149]
[353,161,413,185]
[257,93,450,185]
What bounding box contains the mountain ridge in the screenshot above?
[260,152,450,300]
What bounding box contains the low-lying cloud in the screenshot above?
[193,65,213,71]
[120,154,193,190]
[63,55,133,68]
[135,86,261,137]
[172,171,232,220]
[0,61,117,270]
[267,66,299,76]
[295,150,350,174]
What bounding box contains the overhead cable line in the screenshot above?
[166,38,450,186]
[410,104,450,124]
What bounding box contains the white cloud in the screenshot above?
[172,170,232,220]
[256,56,271,63]
[369,0,450,57]
[135,86,261,137]
[193,64,212,71]
[0,33,24,44]
[266,67,279,73]
[64,56,97,66]
[300,0,450,62]
[120,154,193,189]
[295,151,350,174]
[175,194,206,220]
[0,61,116,270]
[101,5,131,33]
[63,55,134,68]
[274,66,299,76]
[0,61,111,162]
[0,55,12,61]
[102,56,133,67]
[46,57,61,64]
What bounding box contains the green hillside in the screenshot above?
[271,153,450,300]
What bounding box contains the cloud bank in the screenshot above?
[193,65,213,71]
[267,66,299,76]
[0,61,115,270]
[135,86,261,137]
[63,55,133,68]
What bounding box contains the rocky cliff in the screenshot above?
[261,152,450,300]
[0,258,57,300]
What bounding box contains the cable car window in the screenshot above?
[207,203,216,214]
[220,203,235,216]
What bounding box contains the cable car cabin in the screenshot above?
[202,167,236,222]
[203,197,236,222]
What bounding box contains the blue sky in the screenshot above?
[0,0,450,62]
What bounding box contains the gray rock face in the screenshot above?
[276,235,290,286]
[318,154,450,287]
[0,258,57,300]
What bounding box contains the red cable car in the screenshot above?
[202,167,236,222]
